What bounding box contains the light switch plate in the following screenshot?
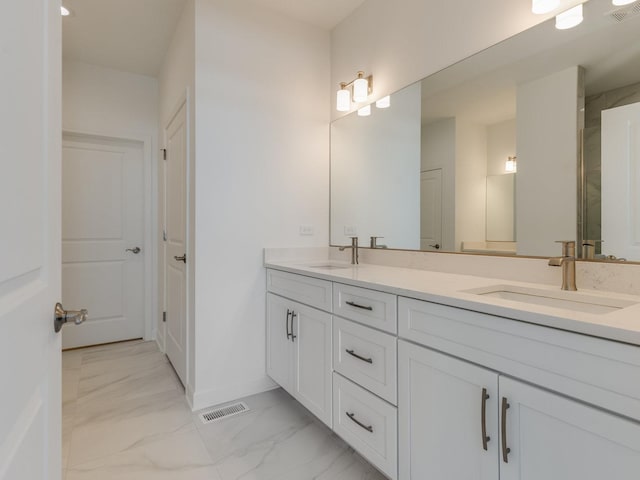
[299,225,314,236]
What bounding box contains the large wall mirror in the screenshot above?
[330,0,640,261]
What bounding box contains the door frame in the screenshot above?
[62,128,157,342]
[159,89,192,392]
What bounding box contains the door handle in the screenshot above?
[174,254,186,263]
[126,247,141,254]
[54,302,88,333]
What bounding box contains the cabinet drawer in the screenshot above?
[334,317,397,404]
[333,373,397,480]
[399,296,640,421]
[267,269,332,311]
[333,283,397,334]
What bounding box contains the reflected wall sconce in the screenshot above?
[358,105,371,117]
[531,1,587,30]
[375,96,391,109]
[505,156,517,173]
[612,0,636,5]
[336,71,373,112]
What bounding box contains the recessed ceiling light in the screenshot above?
[61,6,71,16]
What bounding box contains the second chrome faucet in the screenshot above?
[548,240,577,291]
[339,236,359,265]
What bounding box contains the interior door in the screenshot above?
[164,101,188,385]
[0,0,62,478]
[602,101,640,260]
[61,134,145,348]
[420,169,443,250]
[499,376,640,480]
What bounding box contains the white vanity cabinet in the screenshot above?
[266,291,332,427]
[398,340,499,480]
[499,377,640,480]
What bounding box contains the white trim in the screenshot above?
[61,127,157,343]
[189,376,279,412]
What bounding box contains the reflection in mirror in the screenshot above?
[330,0,640,260]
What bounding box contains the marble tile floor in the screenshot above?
[62,340,387,480]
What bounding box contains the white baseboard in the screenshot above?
[188,376,278,412]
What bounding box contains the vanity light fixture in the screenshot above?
[336,71,373,112]
[505,156,517,173]
[555,4,584,29]
[532,0,560,14]
[357,105,371,117]
[375,96,391,109]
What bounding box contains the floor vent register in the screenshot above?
[199,402,250,424]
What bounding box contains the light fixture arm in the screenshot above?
[340,71,374,97]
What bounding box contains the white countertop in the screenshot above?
[265,259,640,347]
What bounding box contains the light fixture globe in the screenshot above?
[336,84,351,112]
[532,0,560,14]
[357,105,371,117]
[556,4,583,29]
[375,96,391,109]
[612,0,636,5]
[61,5,71,16]
[353,72,369,103]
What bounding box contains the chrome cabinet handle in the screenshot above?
[174,254,186,263]
[345,301,373,311]
[501,397,511,463]
[346,412,373,433]
[290,312,297,341]
[346,349,373,364]
[481,388,490,451]
[126,247,141,254]
[54,302,88,333]
[286,309,292,339]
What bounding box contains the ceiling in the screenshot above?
[62,0,365,77]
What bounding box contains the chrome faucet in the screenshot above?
[548,240,577,291]
[370,236,387,249]
[339,237,359,265]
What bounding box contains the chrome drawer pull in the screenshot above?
[481,388,490,451]
[346,349,373,364]
[345,301,373,311]
[501,397,511,463]
[346,412,373,433]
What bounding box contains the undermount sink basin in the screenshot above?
[464,285,637,315]
[306,263,351,270]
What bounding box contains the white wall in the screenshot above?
[487,119,517,176]
[63,60,158,137]
[516,66,582,256]
[421,118,456,251]
[331,0,556,121]
[455,119,487,250]
[62,59,159,339]
[190,0,330,409]
[331,82,422,249]
[157,0,196,382]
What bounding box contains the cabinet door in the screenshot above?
[499,377,640,480]
[266,293,293,393]
[292,301,333,427]
[398,340,499,480]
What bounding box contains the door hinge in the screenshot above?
[162,148,167,160]
[163,311,167,323]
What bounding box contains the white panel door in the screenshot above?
[165,102,188,385]
[420,169,442,250]
[61,135,145,348]
[0,0,62,478]
[266,294,293,394]
[398,340,499,480]
[602,102,640,260]
[499,376,640,480]
[292,302,332,427]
